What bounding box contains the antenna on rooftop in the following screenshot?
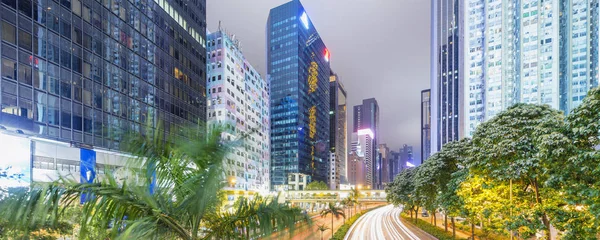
[218,21,222,31]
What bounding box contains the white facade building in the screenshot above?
[463,0,600,136]
[206,30,271,193]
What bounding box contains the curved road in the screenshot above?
[345,205,436,240]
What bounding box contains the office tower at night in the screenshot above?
[352,98,379,189]
[430,0,462,156]
[377,143,390,188]
[267,0,331,190]
[464,0,600,136]
[421,89,431,163]
[399,144,413,168]
[0,0,207,186]
[348,131,373,188]
[389,150,401,180]
[328,71,347,189]
[206,30,270,193]
[347,151,365,188]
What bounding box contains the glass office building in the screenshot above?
[420,89,430,164]
[267,0,330,189]
[430,0,462,157]
[352,98,379,189]
[464,0,600,136]
[0,0,207,184]
[329,71,346,189]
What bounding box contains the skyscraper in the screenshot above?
[421,89,431,163]
[352,98,379,189]
[206,30,270,193]
[399,144,413,170]
[378,143,390,187]
[329,71,347,189]
[388,150,401,180]
[0,0,207,186]
[267,0,331,190]
[430,0,462,156]
[464,0,600,136]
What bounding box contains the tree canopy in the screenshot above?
[386,87,600,239]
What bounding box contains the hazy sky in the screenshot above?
[207,0,430,163]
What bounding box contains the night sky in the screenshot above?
[207,0,430,163]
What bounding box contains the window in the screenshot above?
[18,30,32,51]
[2,0,15,9]
[18,63,32,85]
[18,0,32,17]
[1,94,17,116]
[2,58,16,80]
[2,21,16,44]
[72,0,81,16]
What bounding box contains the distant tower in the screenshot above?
[352,98,379,189]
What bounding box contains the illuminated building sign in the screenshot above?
[357,128,374,139]
[309,106,317,139]
[324,48,330,62]
[300,12,309,29]
[308,61,318,93]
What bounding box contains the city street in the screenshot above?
[345,205,435,240]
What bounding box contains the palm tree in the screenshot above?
[320,202,345,234]
[0,126,309,239]
[344,197,354,218]
[317,224,329,240]
[349,187,360,214]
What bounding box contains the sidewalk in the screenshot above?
[411,212,472,239]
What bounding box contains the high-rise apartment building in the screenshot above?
[329,71,347,189]
[267,0,331,189]
[0,0,207,186]
[431,0,462,156]
[352,98,378,189]
[206,30,270,193]
[421,89,431,163]
[464,0,600,136]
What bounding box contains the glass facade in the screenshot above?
[430,0,461,156]
[464,0,600,136]
[421,89,430,164]
[328,71,346,189]
[0,0,207,149]
[206,30,270,193]
[267,0,330,189]
[352,98,378,189]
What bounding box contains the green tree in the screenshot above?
[413,158,439,225]
[0,126,308,239]
[306,181,329,190]
[547,86,600,238]
[470,103,565,239]
[386,168,421,223]
[320,202,345,234]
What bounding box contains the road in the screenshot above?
[345,205,436,240]
[263,203,384,240]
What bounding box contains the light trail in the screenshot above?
[344,205,427,240]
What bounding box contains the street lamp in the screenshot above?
[357,184,362,190]
[230,178,237,188]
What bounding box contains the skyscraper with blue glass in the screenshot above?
[0,0,207,187]
[267,0,330,190]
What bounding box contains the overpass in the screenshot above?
[278,190,387,213]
